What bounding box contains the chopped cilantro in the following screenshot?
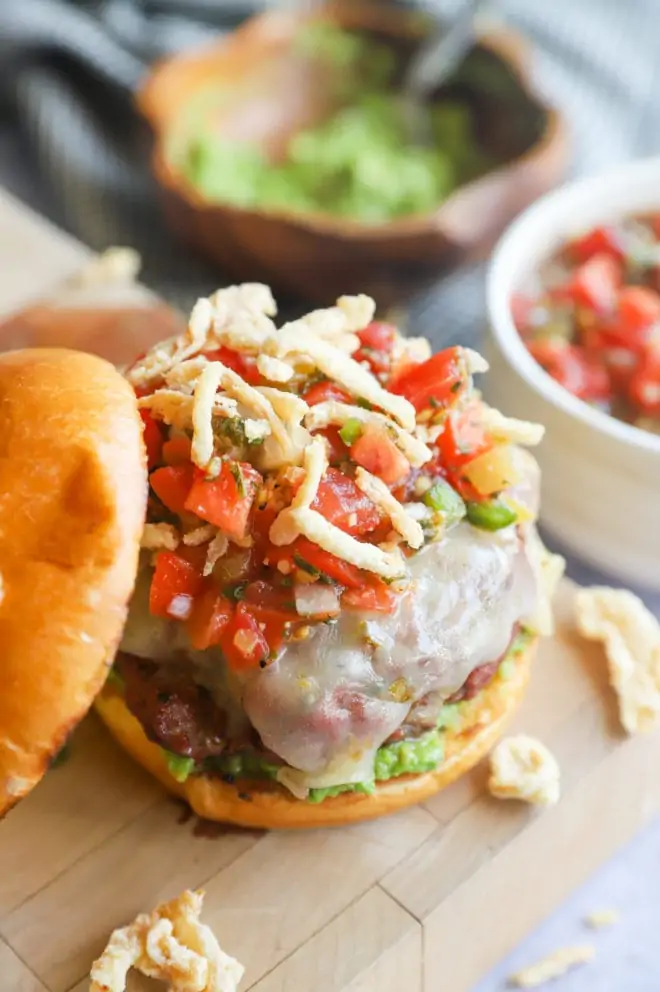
[215,416,248,447]
[229,461,246,498]
[225,582,247,602]
[293,555,321,578]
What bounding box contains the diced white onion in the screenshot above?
[294,583,340,618]
[168,594,194,620]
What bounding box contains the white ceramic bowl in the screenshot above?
[486,157,660,591]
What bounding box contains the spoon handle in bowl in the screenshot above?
[403,0,482,98]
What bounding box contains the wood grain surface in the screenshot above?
[0,188,658,992]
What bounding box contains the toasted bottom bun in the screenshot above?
[95,639,535,829]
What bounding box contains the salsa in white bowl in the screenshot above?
[512,211,660,432]
[486,158,660,591]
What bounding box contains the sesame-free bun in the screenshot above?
[95,638,535,829]
[0,349,147,814]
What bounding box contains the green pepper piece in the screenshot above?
[466,499,517,531]
[164,752,196,783]
[423,480,466,524]
[339,418,363,446]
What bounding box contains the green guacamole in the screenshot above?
[155,630,532,802]
[179,24,489,224]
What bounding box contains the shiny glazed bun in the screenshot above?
[0,349,147,815]
[95,639,535,829]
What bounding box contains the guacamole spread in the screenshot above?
[180,24,489,224]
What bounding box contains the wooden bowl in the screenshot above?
[138,1,568,306]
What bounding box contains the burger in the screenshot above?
[0,284,560,827]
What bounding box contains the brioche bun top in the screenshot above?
[0,348,147,814]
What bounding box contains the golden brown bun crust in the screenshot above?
[95,639,535,829]
[0,349,147,814]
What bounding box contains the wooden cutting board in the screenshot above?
[1,188,659,992]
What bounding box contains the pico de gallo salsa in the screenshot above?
[512,213,660,432]
[129,288,527,674]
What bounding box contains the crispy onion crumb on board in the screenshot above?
[584,908,620,929]
[89,889,243,992]
[488,734,560,807]
[575,586,660,734]
[524,529,565,638]
[508,946,596,988]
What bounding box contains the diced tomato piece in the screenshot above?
[221,603,270,670]
[436,405,492,473]
[178,543,209,572]
[432,404,494,501]
[558,252,621,313]
[510,294,534,334]
[629,351,660,415]
[162,436,192,466]
[243,581,298,616]
[390,346,465,412]
[186,586,233,650]
[302,381,353,406]
[251,502,280,552]
[527,340,611,401]
[149,551,204,620]
[293,539,364,588]
[150,464,195,515]
[567,225,624,264]
[140,410,164,471]
[311,467,382,535]
[353,322,398,376]
[357,321,398,352]
[350,425,410,485]
[242,580,299,652]
[615,286,660,346]
[342,580,397,613]
[203,346,261,385]
[185,462,262,540]
[587,286,660,355]
[317,426,349,465]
